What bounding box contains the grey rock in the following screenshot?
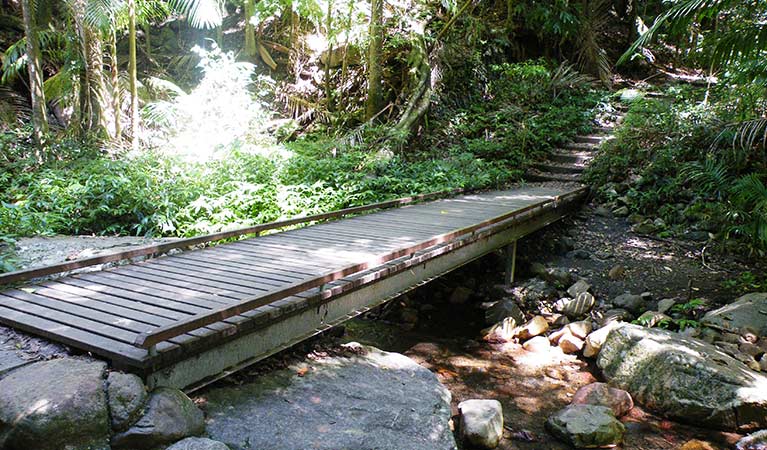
[483,316,521,342]
[571,383,634,417]
[737,429,767,450]
[633,221,658,234]
[555,292,595,319]
[167,437,231,450]
[107,372,147,431]
[546,404,625,448]
[0,350,32,378]
[449,286,473,305]
[613,206,629,217]
[458,399,503,449]
[567,280,591,298]
[567,249,592,260]
[627,213,645,224]
[484,298,524,326]
[583,322,624,358]
[594,206,611,217]
[204,345,456,450]
[510,278,558,306]
[702,293,767,337]
[607,265,625,280]
[636,310,672,328]
[657,299,676,314]
[0,358,109,450]
[612,293,645,314]
[541,267,575,287]
[112,388,204,449]
[684,230,710,242]
[597,323,767,431]
[599,309,633,326]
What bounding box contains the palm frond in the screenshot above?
[167,0,223,29]
[575,0,612,84]
[547,62,594,98]
[681,158,731,198]
[717,118,767,153]
[617,0,738,65]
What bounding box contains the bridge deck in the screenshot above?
[0,184,585,387]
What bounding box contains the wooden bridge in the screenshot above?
[0,184,586,390]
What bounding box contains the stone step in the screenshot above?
[534,162,585,175]
[549,151,594,165]
[564,141,600,151]
[574,135,614,145]
[525,169,583,183]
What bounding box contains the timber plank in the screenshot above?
[169,253,310,283]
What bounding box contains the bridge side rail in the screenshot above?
[135,187,588,351]
[0,189,466,286]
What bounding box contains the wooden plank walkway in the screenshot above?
[0,184,586,388]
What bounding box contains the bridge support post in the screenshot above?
[504,240,517,287]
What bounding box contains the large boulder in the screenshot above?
[111,388,204,449]
[545,404,625,448]
[597,323,767,431]
[571,383,633,417]
[107,371,147,431]
[702,293,767,337]
[458,399,503,449]
[0,358,109,450]
[203,344,456,450]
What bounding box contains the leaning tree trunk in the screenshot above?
[365,0,383,120]
[21,0,48,148]
[128,0,139,151]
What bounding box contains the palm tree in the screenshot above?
[20,0,48,147]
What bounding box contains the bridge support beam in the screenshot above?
[504,240,517,287]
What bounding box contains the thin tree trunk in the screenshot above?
[324,0,333,112]
[110,27,121,140]
[244,0,257,57]
[144,23,151,59]
[365,0,383,120]
[128,0,139,151]
[339,0,354,91]
[21,0,48,148]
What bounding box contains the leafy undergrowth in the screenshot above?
[0,60,601,274]
[586,83,767,257]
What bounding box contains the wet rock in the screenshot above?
[597,323,767,431]
[657,298,676,314]
[702,293,767,337]
[611,293,645,314]
[0,350,31,377]
[449,286,473,305]
[555,292,595,319]
[571,383,633,417]
[112,388,204,449]
[607,265,625,280]
[484,298,524,326]
[0,358,109,450]
[204,344,456,450]
[515,316,549,340]
[107,372,147,431]
[458,399,503,449]
[737,429,767,450]
[523,336,550,352]
[545,404,625,448]
[583,322,623,358]
[567,280,591,298]
[167,437,231,450]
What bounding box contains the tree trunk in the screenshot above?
[324,0,334,112]
[21,0,48,147]
[128,0,139,151]
[110,27,121,140]
[365,0,383,120]
[72,0,106,136]
[144,23,152,59]
[244,0,257,57]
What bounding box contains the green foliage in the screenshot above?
[722,271,767,294]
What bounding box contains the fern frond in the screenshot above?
[681,158,732,198]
